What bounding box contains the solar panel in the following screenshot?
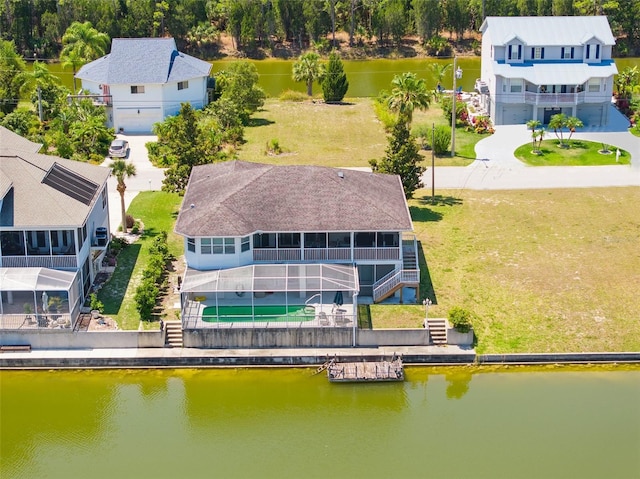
[41,163,99,206]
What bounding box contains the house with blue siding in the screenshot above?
[478,16,617,126]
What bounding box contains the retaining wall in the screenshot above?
[0,330,163,349]
[184,327,355,348]
[357,329,430,346]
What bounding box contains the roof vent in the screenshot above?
[338,171,344,178]
[190,203,195,209]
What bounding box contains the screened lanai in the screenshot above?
[0,267,81,329]
[180,263,359,330]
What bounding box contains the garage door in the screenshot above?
[577,105,603,126]
[501,105,532,125]
[115,107,163,133]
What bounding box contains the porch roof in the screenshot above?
[181,264,359,294]
[0,267,77,291]
[493,60,618,85]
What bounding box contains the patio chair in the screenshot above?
[317,311,330,326]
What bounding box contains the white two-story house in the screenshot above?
[76,37,213,133]
[0,127,111,330]
[174,161,420,333]
[478,16,617,126]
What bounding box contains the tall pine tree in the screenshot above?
[322,51,349,103]
[369,121,425,199]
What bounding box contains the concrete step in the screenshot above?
[164,321,183,348]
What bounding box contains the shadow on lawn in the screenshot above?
[99,243,141,315]
[417,241,438,306]
[410,195,463,223]
[247,117,275,127]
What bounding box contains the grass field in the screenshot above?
[371,187,640,354]
[239,98,480,167]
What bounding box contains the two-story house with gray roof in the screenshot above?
[478,16,617,126]
[76,37,213,133]
[173,161,420,342]
[0,127,111,330]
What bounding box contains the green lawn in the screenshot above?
[371,187,640,354]
[239,98,482,168]
[515,139,630,166]
[97,192,182,330]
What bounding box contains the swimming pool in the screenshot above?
[202,305,316,322]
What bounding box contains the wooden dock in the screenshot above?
[325,356,404,383]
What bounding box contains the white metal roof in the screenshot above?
[481,16,616,46]
[0,267,78,291]
[181,264,359,294]
[493,61,618,85]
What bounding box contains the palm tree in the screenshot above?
[60,49,84,93]
[526,119,541,152]
[110,160,137,234]
[548,113,567,147]
[292,52,325,97]
[386,72,431,128]
[565,116,584,145]
[61,21,110,91]
[17,61,60,97]
[429,62,451,95]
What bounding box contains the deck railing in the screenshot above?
[0,255,78,268]
[372,269,419,302]
[253,246,400,262]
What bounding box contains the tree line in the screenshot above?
[1,0,639,60]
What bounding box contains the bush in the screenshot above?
[372,97,397,131]
[89,293,104,313]
[432,125,451,155]
[134,279,159,320]
[412,123,431,150]
[448,307,472,333]
[265,138,282,155]
[279,89,307,102]
[441,96,467,124]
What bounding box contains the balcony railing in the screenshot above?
[495,91,611,106]
[253,246,401,263]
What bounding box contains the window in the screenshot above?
[241,236,250,252]
[588,78,600,93]
[561,47,574,59]
[101,187,107,208]
[130,85,145,94]
[304,233,327,248]
[508,44,521,60]
[377,232,399,247]
[201,238,212,254]
[510,79,523,93]
[532,47,544,60]
[277,233,300,248]
[187,238,195,252]
[355,232,376,248]
[253,233,276,248]
[224,238,235,254]
[587,44,601,60]
[178,81,189,90]
[328,233,350,248]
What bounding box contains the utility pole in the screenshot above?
[37,86,43,122]
[431,123,435,200]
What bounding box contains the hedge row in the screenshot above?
[134,232,173,321]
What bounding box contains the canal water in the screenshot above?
[1,366,639,479]
[45,57,639,98]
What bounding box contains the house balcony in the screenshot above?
[66,94,112,107]
[253,247,401,263]
[495,91,611,106]
[0,254,78,269]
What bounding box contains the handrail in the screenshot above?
[305,293,322,306]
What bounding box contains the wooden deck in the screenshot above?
[325,356,404,382]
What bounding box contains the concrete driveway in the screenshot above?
[103,134,165,233]
[423,105,640,191]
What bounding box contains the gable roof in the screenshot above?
[481,16,615,47]
[493,60,617,84]
[76,37,212,85]
[0,137,110,227]
[174,161,413,237]
[0,126,42,153]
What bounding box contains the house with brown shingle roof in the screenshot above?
[0,127,112,331]
[174,161,420,339]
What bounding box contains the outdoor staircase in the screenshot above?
[426,318,447,345]
[164,320,183,348]
[372,235,420,303]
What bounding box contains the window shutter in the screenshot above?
[561,47,565,58]
[531,47,534,58]
[541,48,545,59]
[518,45,522,59]
[508,45,512,59]
[596,44,600,59]
[571,47,574,59]
[586,44,590,58]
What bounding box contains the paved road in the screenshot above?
[103,105,640,234]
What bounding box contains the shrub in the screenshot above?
[432,125,451,155]
[448,307,472,333]
[279,89,307,102]
[412,123,432,149]
[426,36,451,56]
[125,214,135,228]
[265,138,283,155]
[134,279,159,321]
[441,96,467,124]
[131,220,141,235]
[372,97,397,131]
[89,293,104,313]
